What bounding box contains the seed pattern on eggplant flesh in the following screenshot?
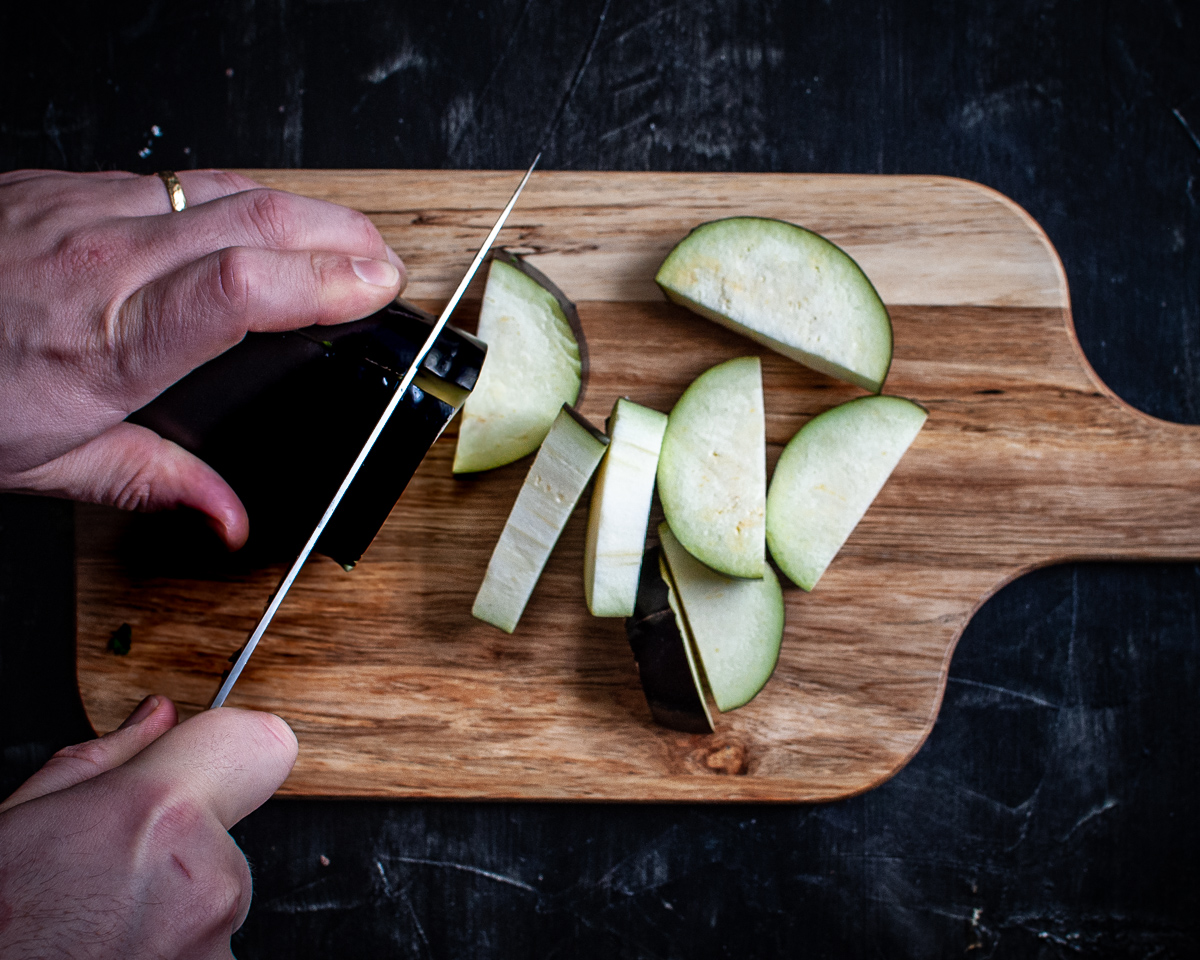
[453,255,585,474]
[656,217,894,393]
[656,356,766,580]
[473,406,608,634]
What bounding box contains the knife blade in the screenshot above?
[210,155,541,709]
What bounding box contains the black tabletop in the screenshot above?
[2,2,1198,956]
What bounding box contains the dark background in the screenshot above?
[2,1,1198,956]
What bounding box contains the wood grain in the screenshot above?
[75,171,1200,801]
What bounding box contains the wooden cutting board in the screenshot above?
[75,171,1200,801]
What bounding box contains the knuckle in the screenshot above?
[44,738,111,778]
[55,225,129,277]
[193,856,253,933]
[347,207,383,249]
[141,790,209,850]
[138,793,252,933]
[51,738,110,768]
[214,247,254,315]
[208,170,259,194]
[242,188,298,247]
[309,250,339,288]
[109,457,160,512]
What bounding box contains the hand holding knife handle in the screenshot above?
[210,155,541,709]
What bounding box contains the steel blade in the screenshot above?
[210,155,540,708]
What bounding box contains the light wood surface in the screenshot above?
[75,171,1200,801]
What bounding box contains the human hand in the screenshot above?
[0,169,407,548]
[0,696,296,958]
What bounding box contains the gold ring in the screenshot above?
[156,171,187,212]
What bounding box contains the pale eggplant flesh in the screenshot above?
[625,546,713,734]
[127,300,486,570]
[492,249,589,402]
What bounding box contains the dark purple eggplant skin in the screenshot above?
[625,547,713,734]
[126,300,485,570]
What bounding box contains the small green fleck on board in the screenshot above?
[107,623,132,656]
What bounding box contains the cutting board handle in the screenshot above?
[1013,313,1200,566]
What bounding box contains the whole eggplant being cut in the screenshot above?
[128,300,486,569]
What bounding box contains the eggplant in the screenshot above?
[657,522,784,713]
[655,216,894,393]
[625,546,714,733]
[767,395,928,590]
[472,404,609,634]
[128,300,486,569]
[452,252,588,474]
[656,356,767,581]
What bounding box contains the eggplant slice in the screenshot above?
[625,547,714,733]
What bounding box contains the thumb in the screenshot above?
[11,421,249,549]
[116,708,298,830]
[0,695,178,813]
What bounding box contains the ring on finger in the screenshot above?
[155,171,187,212]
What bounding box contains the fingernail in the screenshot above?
[120,695,160,729]
[352,257,400,288]
[385,246,404,270]
[386,247,408,291]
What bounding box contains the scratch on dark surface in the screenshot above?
[448,0,536,159]
[608,3,684,47]
[259,875,364,915]
[536,0,613,156]
[42,102,65,165]
[362,43,427,84]
[543,912,670,960]
[264,895,363,914]
[375,859,392,896]
[611,72,659,112]
[1061,797,1119,841]
[947,677,1059,709]
[401,885,431,953]
[1173,108,1200,155]
[374,859,432,953]
[599,111,656,142]
[959,83,1032,131]
[387,856,539,894]
[282,69,304,166]
[956,778,1041,818]
[597,829,678,895]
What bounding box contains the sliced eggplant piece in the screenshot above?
[625,547,714,734]
[656,356,766,580]
[453,252,586,474]
[656,217,894,393]
[473,406,608,633]
[128,300,486,568]
[658,522,784,712]
[766,395,927,590]
[583,397,669,617]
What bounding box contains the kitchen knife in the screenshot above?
[210,155,540,708]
